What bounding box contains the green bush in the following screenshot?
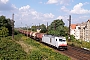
[68,39,90,50]
[0,37,27,60]
[82,41,90,48]
[14,30,20,35]
[0,27,9,37]
[29,50,44,60]
[14,34,23,41]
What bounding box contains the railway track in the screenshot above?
[56,46,90,60]
[35,39,90,60]
[40,40,90,60]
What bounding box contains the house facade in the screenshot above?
[70,24,80,40]
[70,20,90,42]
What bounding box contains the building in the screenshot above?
[79,22,86,41]
[84,20,90,42]
[75,25,80,39]
[70,20,90,42]
[70,24,76,36]
[70,24,80,40]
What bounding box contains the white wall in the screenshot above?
[70,26,80,40]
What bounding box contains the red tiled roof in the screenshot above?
[71,24,76,29]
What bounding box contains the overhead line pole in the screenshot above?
[47,22,48,34]
[68,15,71,41]
[12,13,15,40]
[27,25,28,38]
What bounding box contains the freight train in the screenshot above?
[19,30,67,50]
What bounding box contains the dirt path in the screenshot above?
[15,40,32,54]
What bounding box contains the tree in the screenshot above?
[0,15,7,27]
[6,18,12,35]
[48,19,65,30]
[40,24,47,33]
[70,35,76,41]
[31,26,37,31]
[0,15,12,36]
[48,19,67,36]
[30,24,47,33]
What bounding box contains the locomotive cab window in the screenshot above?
[59,39,62,42]
[59,39,65,42]
[62,40,65,42]
[56,39,57,41]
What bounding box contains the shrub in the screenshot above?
[0,27,9,37]
[0,37,27,60]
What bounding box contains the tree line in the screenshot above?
[0,15,69,37]
[27,19,69,37]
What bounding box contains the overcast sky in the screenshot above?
[0,0,90,27]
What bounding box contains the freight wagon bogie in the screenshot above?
[58,46,67,50]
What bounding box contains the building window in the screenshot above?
[78,27,81,29]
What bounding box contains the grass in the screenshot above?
[0,34,71,60]
[0,36,27,60]
[68,40,90,50]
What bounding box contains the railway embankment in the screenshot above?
[0,34,71,60]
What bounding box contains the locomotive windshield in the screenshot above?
[59,39,66,42]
